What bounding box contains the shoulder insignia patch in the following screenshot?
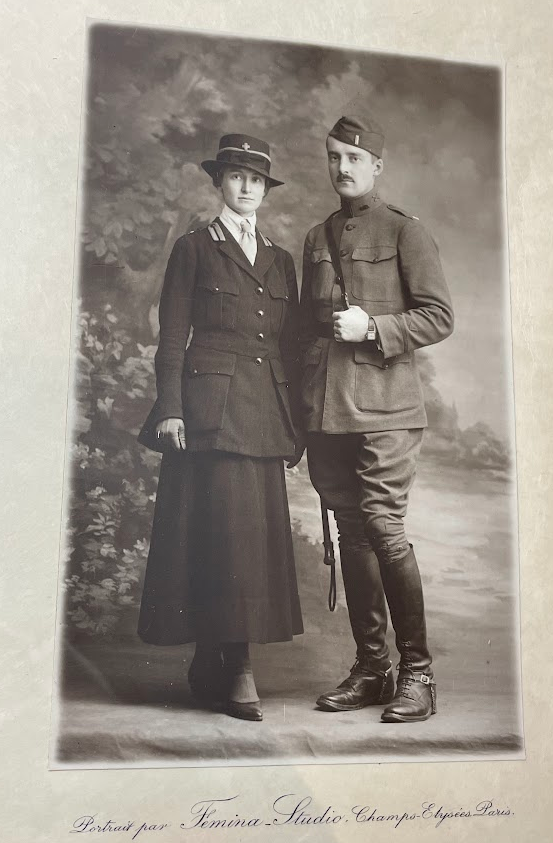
[387,204,419,220]
[259,230,273,247]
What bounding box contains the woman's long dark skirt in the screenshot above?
[138,450,303,645]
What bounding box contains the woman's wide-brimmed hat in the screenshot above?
[201,133,284,188]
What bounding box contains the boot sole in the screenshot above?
[381,710,436,723]
[316,697,394,712]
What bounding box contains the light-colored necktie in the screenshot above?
[239,218,257,264]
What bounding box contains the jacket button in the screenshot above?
[256,286,264,295]
[255,357,262,365]
[339,249,348,257]
[214,286,219,291]
[192,368,198,375]
[257,332,264,341]
[256,309,265,317]
[345,224,355,231]
[383,364,389,369]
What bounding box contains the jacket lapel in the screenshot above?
[211,218,275,283]
[254,231,276,278]
[212,218,260,282]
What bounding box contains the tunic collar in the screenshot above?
[219,204,257,239]
[340,187,383,218]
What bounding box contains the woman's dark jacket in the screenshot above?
[139,219,301,459]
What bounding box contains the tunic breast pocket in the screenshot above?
[267,275,290,334]
[194,278,239,330]
[310,248,335,304]
[351,245,397,302]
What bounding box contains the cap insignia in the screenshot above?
[241,142,251,151]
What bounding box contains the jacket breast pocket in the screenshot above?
[351,245,397,302]
[310,248,335,304]
[183,348,236,432]
[267,275,290,334]
[194,277,239,330]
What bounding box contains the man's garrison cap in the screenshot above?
[328,115,385,158]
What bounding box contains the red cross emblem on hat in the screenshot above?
[241,142,251,150]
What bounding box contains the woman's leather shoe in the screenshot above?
[226,698,263,721]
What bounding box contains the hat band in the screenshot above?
[218,146,271,163]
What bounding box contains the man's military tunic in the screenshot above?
[300,191,453,434]
[138,219,304,646]
[300,190,453,564]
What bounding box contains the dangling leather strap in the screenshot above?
[321,501,337,612]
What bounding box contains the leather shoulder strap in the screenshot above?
[324,213,349,310]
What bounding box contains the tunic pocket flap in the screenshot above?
[354,345,410,368]
[267,275,290,300]
[352,245,397,263]
[269,358,289,383]
[311,248,332,263]
[186,348,236,376]
[196,277,239,295]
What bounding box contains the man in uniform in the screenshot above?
[300,114,454,722]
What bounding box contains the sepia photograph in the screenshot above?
[51,20,522,768]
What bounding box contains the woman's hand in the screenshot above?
[156,418,186,452]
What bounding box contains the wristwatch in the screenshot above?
[366,316,377,342]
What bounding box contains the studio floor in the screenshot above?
[54,459,523,768]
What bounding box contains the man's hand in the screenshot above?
[332,305,370,342]
[156,418,186,452]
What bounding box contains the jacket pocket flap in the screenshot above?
[196,278,239,295]
[352,245,397,263]
[186,348,236,376]
[354,346,410,367]
[311,248,332,263]
[267,275,290,300]
[269,358,288,383]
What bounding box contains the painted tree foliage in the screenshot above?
[64,25,510,638]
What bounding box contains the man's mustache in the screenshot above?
[337,175,354,182]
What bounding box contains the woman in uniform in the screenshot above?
[138,134,304,722]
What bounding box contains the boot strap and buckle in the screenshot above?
[396,666,435,686]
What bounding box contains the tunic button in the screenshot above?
[214,286,219,291]
[257,332,264,341]
[339,249,348,257]
[256,286,264,295]
[345,224,355,231]
[192,368,198,375]
[256,309,264,317]
[383,364,389,369]
[255,357,262,365]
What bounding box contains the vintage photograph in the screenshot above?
[51,21,522,767]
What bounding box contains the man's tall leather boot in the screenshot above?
[379,546,436,723]
[316,545,394,711]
